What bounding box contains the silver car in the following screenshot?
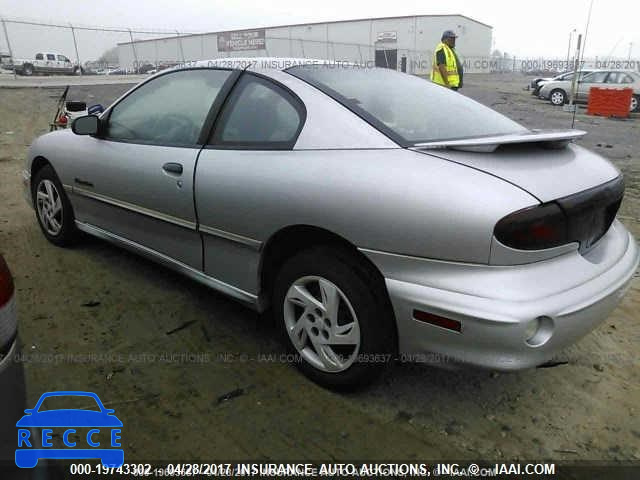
[539,69,640,112]
[22,58,639,389]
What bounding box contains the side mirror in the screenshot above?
[87,104,104,115]
[72,115,100,136]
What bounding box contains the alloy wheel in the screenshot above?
[36,179,63,236]
[551,91,565,105]
[283,275,361,373]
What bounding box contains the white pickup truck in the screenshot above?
[9,52,82,76]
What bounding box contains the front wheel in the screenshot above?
[22,63,34,76]
[549,89,567,106]
[32,165,79,247]
[631,95,639,113]
[273,246,395,390]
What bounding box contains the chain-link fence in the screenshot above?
[1,17,638,78]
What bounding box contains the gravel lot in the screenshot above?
[0,73,638,465]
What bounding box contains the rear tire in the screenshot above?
[550,88,567,106]
[32,164,79,247]
[22,63,34,76]
[273,246,395,390]
[631,95,639,113]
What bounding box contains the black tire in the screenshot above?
[22,63,34,76]
[549,88,567,106]
[631,95,640,113]
[32,164,79,247]
[273,246,395,390]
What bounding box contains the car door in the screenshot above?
[45,54,56,74]
[69,68,238,269]
[57,55,71,74]
[195,73,306,295]
[576,71,609,101]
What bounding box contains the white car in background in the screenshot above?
[539,69,640,112]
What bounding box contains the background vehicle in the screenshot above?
[8,52,82,76]
[23,59,639,389]
[531,69,594,96]
[0,255,28,474]
[540,69,640,112]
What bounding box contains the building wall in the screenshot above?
[118,15,492,74]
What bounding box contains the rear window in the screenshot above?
[288,65,526,145]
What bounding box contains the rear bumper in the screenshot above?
[362,220,639,370]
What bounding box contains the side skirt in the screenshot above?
[75,220,261,311]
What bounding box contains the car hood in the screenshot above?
[412,142,620,202]
[16,410,123,427]
[540,80,571,90]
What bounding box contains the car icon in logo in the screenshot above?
[15,391,123,468]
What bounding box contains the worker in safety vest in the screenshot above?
[431,30,463,90]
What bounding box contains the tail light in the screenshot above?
[58,114,68,125]
[494,203,568,250]
[495,176,624,252]
[0,255,14,308]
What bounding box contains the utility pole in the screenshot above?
[1,18,16,79]
[568,34,582,122]
[128,29,138,73]
[566,29,576,70]
[70,23,82,75]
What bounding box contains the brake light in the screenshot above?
[58,114,68,125]
[494,203,568,250]
[0,255,14,308]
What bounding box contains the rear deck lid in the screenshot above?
[412,131,621,202]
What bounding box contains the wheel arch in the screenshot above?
[258,224,398,351]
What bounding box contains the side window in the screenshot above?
[621,75,634,84]
[46,54,55,61]
[106,69,232,146]
[35,53,44,60]
[606,72,621,83]
[583,71,608,83]
[57,55,70,63]
[210,74,304,149]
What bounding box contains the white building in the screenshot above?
[117,14,493,74]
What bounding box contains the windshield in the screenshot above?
[287,65,527,145]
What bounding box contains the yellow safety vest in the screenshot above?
[431,42,460,88]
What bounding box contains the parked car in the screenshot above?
[8,52,82,76]
[0,254,28,472]
[22,58,639,389]
[531,69,594,96]
[540,69,640,112]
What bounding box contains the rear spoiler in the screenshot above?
[412,129,587,153]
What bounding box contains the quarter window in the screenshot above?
[106,69,233,146]
[210,75,304,149]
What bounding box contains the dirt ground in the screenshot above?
[0,73,639,465]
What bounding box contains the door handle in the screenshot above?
[162,162,183,175]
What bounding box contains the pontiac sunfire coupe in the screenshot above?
[22,58,639,389]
